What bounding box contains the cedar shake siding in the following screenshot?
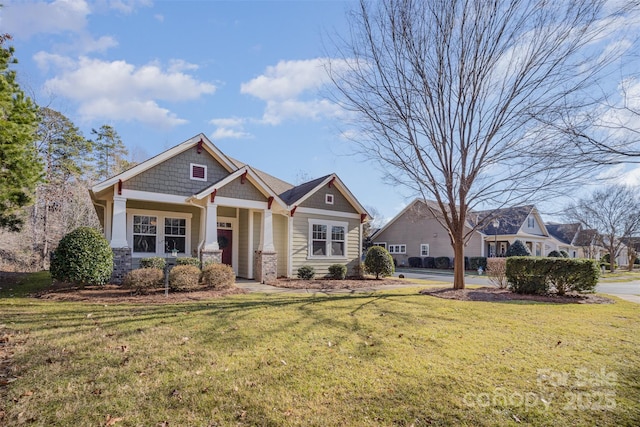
[299,188,358,213]
[217,176,267,202]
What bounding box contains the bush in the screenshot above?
[176,257,201,267]
[50,227,113,286]
[547,250,562,258]
[297,265,315,280]
[201,263,235,290]
[469,257,487,271]
[408,257,423,268]
[506,240,530,257]
[364,246,394,279]
[328,264,347,279]
[422,257,435,269]
[486,258,507,288]
[169,265,202,291]
[506,257,599,295]
[351,263,365,279]
[434,257,450,269]
[140,257,166,269]
[123,268,163,294]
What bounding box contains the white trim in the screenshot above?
[295,206,361,219]
[214,196,268,210]
[388,244,406,254]
[307,218,349,260]
[248,210,255,279]
[325,194,334,205]
[288,215,293,278]
[218,215,239,276]
[127,208,192,257]
[121,189,187,204]
[420,243,430,256]
[288,174,369,217]
[190,163,207,181]
[373,242,387,250]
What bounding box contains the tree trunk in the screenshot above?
[452,237,466,290]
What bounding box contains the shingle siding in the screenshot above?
[218,177,267,201]
[300,188,358,214]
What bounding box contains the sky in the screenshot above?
[2,0,640,226]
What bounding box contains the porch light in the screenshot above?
[171,248,178,257]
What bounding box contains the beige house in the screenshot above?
[372,199,579,265]
[90,134,369,283]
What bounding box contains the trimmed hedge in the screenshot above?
[365,246,395,279]
[408,257,423,268]
[328,264,347,280]
[434,257,450,269]
[176,257,201,268]
[123,268,163,294]
[50,227,113,286]
[469,257,487,271]
[140,257,166,269]
[201,263,235,290]
[506,257,599,295]
[169,265,202,291]
[422,257,435,269]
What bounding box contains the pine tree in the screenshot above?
[91,125,130,180]
[0,35,43,231]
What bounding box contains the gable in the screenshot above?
[217,176,268,202]
[520,212,546,236]
[299,186,358,214]
[125,146,231,196]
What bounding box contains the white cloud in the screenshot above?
[1,0,91,39]
[240,58,351,125]
[168,59,199,73]
[41,56,216,128]
[210,117,245,128]
[211,127,252,140]
[209,117,252,140]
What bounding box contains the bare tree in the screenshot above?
[567,186,640,272]
[328,0,637,288]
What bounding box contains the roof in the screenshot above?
[546,223,581,245]
[279,175,332,205]
[473,205,535,235]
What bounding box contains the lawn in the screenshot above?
[1,275,639,426]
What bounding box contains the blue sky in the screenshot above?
[1,0,409,223]
[3,0,640,225]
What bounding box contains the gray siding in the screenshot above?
[238,209,249,278]
[291,212,360,277]
[124,148,231,196]
[300,188,358,214]
[218,177,267,202]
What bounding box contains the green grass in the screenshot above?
[599,270,640,283]
[0,271,53,298]
[1,288,639,426]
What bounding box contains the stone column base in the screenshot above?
[201,250,223,266]
[255,251,277,284]
[111,247,132,284]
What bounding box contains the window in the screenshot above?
[308,219,348,258]
[374,242,387,250]
[133,215,157,253]
[325,194,334,205]
[389,244,406,254]
[164,217,186,253]
[527,216,535,228]
[420,244,430,256]
[190,163,207,181]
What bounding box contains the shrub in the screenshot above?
[547,250,562,258]
[506,257,599,295]
[408,257,423,268]
[140,257,166,269]
[328,264,347,279]
[469,257,487,271]
[50,227,113,286]
[434,257,450,269]
[506,240,530,257]
[506,257,549,295]
[364,246,394,279]
[486,257,507,288]
[169,265,202,291]
[422,257,435,268]
[123,268,163,294]
[201,263,235,290]
[297,265,315,280]
[176,257,201,268]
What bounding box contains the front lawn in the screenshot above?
[1,281,638,426]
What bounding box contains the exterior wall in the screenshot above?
[124,147,230,196]
[253,211,262,252]
[273,214,288,277]
[237,209,249,278]
[111,248,131,284]
[217,177,267,202]
[290,212,361,277]
[521,215,546,236]
[300,188,358,213]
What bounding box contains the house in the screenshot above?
[371,199,569,265]
[89,134,370,283]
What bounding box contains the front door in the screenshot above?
[217,229,233,266]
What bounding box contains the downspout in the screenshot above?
[187,198,206,259]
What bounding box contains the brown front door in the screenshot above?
[217,229,232,266]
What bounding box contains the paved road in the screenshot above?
[394,269,640,304]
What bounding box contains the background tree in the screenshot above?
[329,0,635,288]
[31,107,94,267]
[0,34,43,231]
[566,186,640,272]
[91,125,130,180]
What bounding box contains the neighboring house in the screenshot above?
[371,199,578,265]
[89,134,369,283]
[545,222,582,258]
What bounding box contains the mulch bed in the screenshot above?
[420,286,615,304]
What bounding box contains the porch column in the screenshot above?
[202,201,222,265]
[110,196,128,248]
[260,209,275,252]
[255,208,277,284]
[204,202,219,251]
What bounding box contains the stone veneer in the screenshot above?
[254,251,277,284]
[201,250,223,266]
[111,248,132,284]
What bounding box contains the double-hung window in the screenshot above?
[309,219,348,258]
[164,217,186,253]
[129,210,191,256]
[420,244,430,256]
[388,244,406,254]
[133,215,157,253]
